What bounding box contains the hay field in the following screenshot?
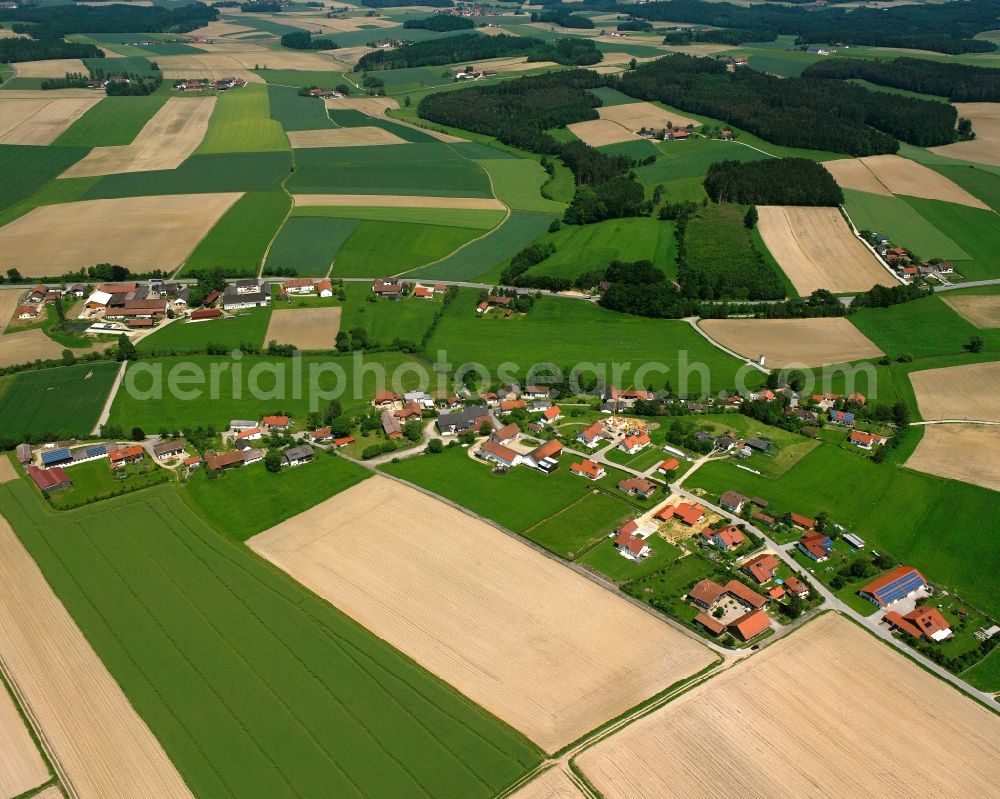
[0,679,49,799]
[326,96,398,116]
[0,290,22,332]
[30,787,63,799]
[0,330,66,368]
[189,20,255,37]
[598,101,700,132]
[699,317,884,367]
[60,97,215,176]
[510,768,584,799]
[910,360,1000,421]
[264,307,341,349]
[576,614,1000,799]
[476,56,558,72]
[822,158,893,196]
[294,193,505,209]
[0,455,16,483]
[858,154,990,209]
[286,126,406,147]
[0,193,241,275]
[12,59,88,78]
[928,102,1000,167]
[567,119,636,146]
[249,476,714,753]
[756,205,897,294]
[156,53,263,84]
[0,515,193,799]
[942,294,1000,328]
[0,97,102,145]
[906,424,1000,491]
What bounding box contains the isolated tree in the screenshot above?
[478,420,493,437]
[965,335,985,353]
[6,268,22,282]
[130,427,145,441]
[427,438,444,453]
[873,446,887,464]
[264,450,282,473]
[115,333,137,362]
[61,349,75,366]
[324,398,342,423]
[743,205,758,229]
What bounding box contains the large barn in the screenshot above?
[859,566,927,608]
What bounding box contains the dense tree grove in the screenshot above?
[403,15,474,32]
[851,282,930,309]
[704,159,843,206]
[618,0,999,54]
[355,34,599,71]
[361,0,451,7]
[802,57,1000,103]
[0,38,100,63]
[532,10,595,29]
[615,55,960,153]
[662,27,776,46]
[280,31,338,50]
[6,4,217,38]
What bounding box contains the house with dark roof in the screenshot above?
[222,281,270,310]
[437,406,491,435]
[719,491,745,513]
[282,444,314,467]
[382,411,402,439]
[859,566,927,608]
[797,532,832,562]
[16,442,32,465]
[617,477,657,500]
[153,440,186,459]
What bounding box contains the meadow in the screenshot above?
[0,145,88,214]
[182,191,291,276]
[902,197,1000,280]
[962,647,1000,692]
[266,85,334,131]
[337,283,441,346]
[634,137,772,202]
[475,159,566,213]
[842,189,969,261]
[927,164,1000,212]
[137,309,273,355]
[331,220,481,277]
[196,84,289,154]
[687,444,1000,620]
[184,452,370,540]
[53,94,170,147]
[0,481,540,798]
[521,489,639,560]
[47,456,171,510]
[328,109,437,144]
[264,216,359,276]
[0,362,119,439]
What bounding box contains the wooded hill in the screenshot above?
[802,58,1000,103]
[704,159,844,206]
[355,34,600,71]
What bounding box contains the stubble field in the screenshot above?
[0,289,21,332]
[910,360,1000,420]
[0,193,241,274]
[0,673,49,799]
[699,317,884,367]
[575,614,1000,798]
[263,307,341,350]
[0,329,74,368]
[905,423,1000,491]
[598,101,699,132]
[941,294,1000,328]
[927,102,1000,166]
[294,193,505,210]
[567,119,636,147]
[0,97,102,145]
[249,476,715,753]
[11,59,89,77]
[858,154,990,209]
[510,767,584,799]
[756,205,897,294]
[286,126,406,148]
[822,157,893,195]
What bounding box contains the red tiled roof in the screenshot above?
[493,422,520,441]
[730,609,771,640]
[656,502,704,526]
[530,439,562,462]
[689,579,725,607]
[206,450,244,470]
[694,612,725,636]
[714,524,745,549]
[571,459,604,479]
[860,566,926,602]
[790,513,815,529]
[191,308,221,320]
[236,427,262,440]
[284,278,314,289]
[767,586,785,600]
[27,465,71,490]
[579,422,604,442]
[500,399,526,412]
[333,436,355,447]
[316,279,333,293]
[618,477,656,495]
[884,611,923,638]
[850,430,885,447]
[542,405,561,420]
[659,458,680,472]
[903,606,950,638]
[614,527,647,556]
[263,415,290,426]
[741,553,779,584]
[622,432,651,450]
[725,580,767,609]
[373,390,398,403]
[183,455,201,466]
[108,445,144,463]
[414,285,433,298]
[481,440,518,464]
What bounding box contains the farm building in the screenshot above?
[284,278,316,295]
[381,411,402,440]
[153,440,186,459]
[859,566,927,608]
[491,423,520,445]
[478,440,521,469]
[790,513,815,530]
[230,419,258,431]
[571,459,605,480]
[205,450,245,471]
[741,553,779,584]
[190,308,222,321]
[724,580,767,610]
[655,502,705,526]
[525,439,562,473]
[222,281,270,310]
[372,279,403,298]
[413,285,434,299]
[41,444,107,468]
[16,442,32,465]
[658,458,680,475]
[316,279,333,298]
[729,609,771,641]
[282,445,314,467]
[884,607,952,642]
[27,465,72,492]
[242,448,264,466]
[263,415,291,430]
[689,579,726,609]
[843,533,866,549]
[436,406,491,435]
[108,445,144,468]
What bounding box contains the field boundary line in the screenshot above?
[259,161,297,279]
[90,359,127,435]
[838,203,905,285]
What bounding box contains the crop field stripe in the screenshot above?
[842,189,969,261]
[332,220,483,278]
[53,94,170,148]
[196,84,289,154]
[474,159,565,213]
[291,205,505,230]
[264,216,360,276]
[267,85,335,132]
[0,144,89,215]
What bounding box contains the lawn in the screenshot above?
[256,69,351,89]
[521,489,638,560]
[266,84,334,131]
[0,481,540,798]
[337,283,441,346]
[686,443,1000,620]
[137,309,273,355]
[53,94,170,147]
[578,536,682,583]
[425,289,762,393]
[264,216,359,276]
[842,189,968,261]
[407,211,556,280]
[196,84,289,154]
[901,197,1000,280]
[620,550,724,628]
[0,362,119,439]
[182,191,291,276]
[332,220,481,278]
[962,646,1000,693]
[292,204,505,230]
[47,455,171,510]
[604,445,667,473]
[597,139,660,160]
[475,159,566,213]
[0,144,89,215]
[184,451,370,540]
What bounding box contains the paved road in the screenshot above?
[936,278,1000,292]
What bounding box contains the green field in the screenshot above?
[0,144,88,214]
[578,535,683,582]
[596,139,660,160]
[588,86,637,107]
[475,159,565,213]
[842,189,969,261]
[928,164,1000,212]
[84,55,160,76]
[0,362,119,439]
[686,444,1000,620]
[0,481,539,797]
[522,489,639,560]
[182,191,291,276]
[333,220,481,278]
[901,197,1000,280]
[328,109,437,144]
[184,452,370,540]
[634,137,772,203]
[53,94,169,147]
[962,646,1000,692]
[256,69,351,89]
[264,216,359,276]
[47,455,171,510]
[266,84,335,131]
[196,84,289,154]
[293,204,505,230]
[137,309,273,355]
[425,289,761,392]
[337,283,441,346]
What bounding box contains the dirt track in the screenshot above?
[927,102,1000,167]
[0,97,102,145]
[61,97,215,176]
[0,513,194,799]
[942,294,1000,328]
[699,317,884,367]
[858,154,990,209]
[576,614,1000,798]
[906,424,1000,491]
[249,476,714,753]
[286,126,406,148]
[910,360,1000,421]
[756,205,896,294]
[264,307,341,350]
[293,194,505,209]
[0,193,241,275]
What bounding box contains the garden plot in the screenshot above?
[598,101,700,132]
[858,154,990,209]
[906,424,1000,492]
[756,205,897,294]
[0,193,241,275]
[928,102,1000,167]
[12,59,88,78]
[576,614,1000,799]
[942,294,1000,328]
[822,157,893,196]
[60,97,215,176]
[910,360,1000,421]
[286,126,406,148]
[0,674,48,799]
[249,476,714,753]
[294,193,505,209]
[0,96,102,145]
[264,307,341,350]
[699,318,884,368]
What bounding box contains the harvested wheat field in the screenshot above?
[0,515,194,799]
[858,154,990,209]
[325,96,397,116]
[294,193,504,209]
[61,97,215,177]
[942,294,1000,328]
[264,307,341,350]
[0,676,49,799]
[599,101,700,132]
[906,424,1000,491]
[822,158,893,196]
[510,768,584,799]
[699,318,884,367]
[188,20,255,37]
[910,360,1000,421]
[13,59,88,78]
[249,476,714,753]
[756,205,896,294]
[156,54,263,83]
[29,787,63,799]
[0,330,66,368]
[286,126,405,148]
[576,613,1000,799]
[0,193,241,275]
[0,456,16,483]
[0,97,102,145]
[928,103,1000,167]
[567,119,635,146]
[0,290,22,332]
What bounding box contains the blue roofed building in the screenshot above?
[858,566,927,608]
[40,448,72,467]
[830,410,855,427]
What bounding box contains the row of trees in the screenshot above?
[802,57,1000,104]
[662,27,776,46]
[361,0,451,6]
[703,158,844,206]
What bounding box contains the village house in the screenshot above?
[729,609,771,641]
[619,432,651,455]
[577,421,605,449]
[850,430,888,450]
[571,459,605,480]
[310,427,333,443]
[884,606,952,642]
[413,285,434,299]
[282,445,314,467]
[436,406,492,435]
[108,445,144,469]
[784,576,810,599]
[153,440,186,460]
[478,440,521,469]
[830,409,855,427]
[617,477,657,500]
[333,436,355,448]
[798,531,832,562]
[719,491,746,514]
[222,280,270,310]
[523,385,551,400]
[655,501,705,527]
[658,458,680,476]
[262,415,291,430]
[614,520,650,561]
[524,439,562,473]
[27,284,48,304]
[605,387,654,409]
[242,448,264,466]
[859,565,927,608]
[703,523,745,552]
[316,279,333,298]
[372,391,400,409]
[541,406,562,424]
[284,278,316,295]
[183,455,202,470]
[206,450,245,471]
[16,304,39,320]
[382,411,402,440]
[790,512,815,531]
[528,399,553,413]
[372,278,403,298]
[490,422,520,445]
[235,427,264,446]
[500,399,527,414]
[394,401,422,421]
[741,553,779,584]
